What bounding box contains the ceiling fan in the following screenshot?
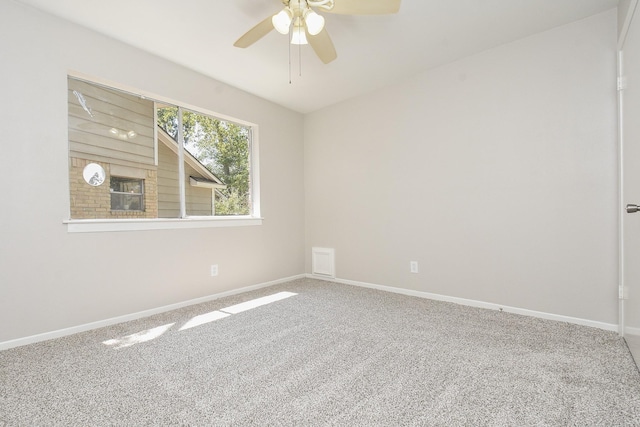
[234,0,401,64]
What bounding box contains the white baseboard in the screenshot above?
[308,274,619,332]
[1,273,620,351]
[0,274,306,351]
[625,326,640,336]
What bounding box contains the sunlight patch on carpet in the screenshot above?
[179,311,231,331]
[102,291,298,348]
[102,323,175,349]
[219,291,297,314]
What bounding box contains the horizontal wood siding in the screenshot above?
[157,143,179,218]
[157,142,213,217]
[68,78,155,169]
[186,183,213,216]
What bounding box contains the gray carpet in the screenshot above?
[1,278,639,426]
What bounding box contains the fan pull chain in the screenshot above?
[288,25,304,83]
[288,29,292,84]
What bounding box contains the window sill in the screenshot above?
[65,216,263,233]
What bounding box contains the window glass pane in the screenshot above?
[110,177,143,194]
[110,177,144,211]
[68,77,256,222]
[68,77,156,219]
[156,107,251,217]
[182,109,250,216]
[157,106,179,139]
[156,105,181,218]
[110,193,144,211]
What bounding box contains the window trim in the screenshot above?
[65,71,262,232]
[64,216,263,233]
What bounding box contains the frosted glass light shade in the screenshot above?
[290,26,308,45]
[272,9,292,34]
[304,10,325,35]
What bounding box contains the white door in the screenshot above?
[621,0,640,366]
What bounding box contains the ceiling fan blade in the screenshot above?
[234,16,274,48]
[307,27,337,64]
[324,0,401,15]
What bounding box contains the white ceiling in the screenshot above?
[15,0,618,114]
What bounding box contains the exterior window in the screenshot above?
[110,177,144,211]
[67,76,259,226]
[156,106,251,216]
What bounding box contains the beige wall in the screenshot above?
[305,11,618,324]
[618,0,638,44]
[0,0,305,342]
[0,0,621,343]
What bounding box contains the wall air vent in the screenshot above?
[312,247,335,278]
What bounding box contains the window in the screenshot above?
[155,105,251,217]
[66,76,260,231]
[110,177,144,211]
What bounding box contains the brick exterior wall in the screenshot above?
[69,158,158,219]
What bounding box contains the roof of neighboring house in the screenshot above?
[157,126,225,186]
[189,176,226,190]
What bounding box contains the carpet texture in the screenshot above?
[1,278,639,426]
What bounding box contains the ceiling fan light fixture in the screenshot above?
[272,8,292,34]
[304,10,325,35]
[290,26,308,45]
[235,0,399,65]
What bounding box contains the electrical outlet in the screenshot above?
[211,264,219,277]
[410,261,419,273]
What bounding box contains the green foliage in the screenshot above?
[157,107,250,215]
[214,188,249,215]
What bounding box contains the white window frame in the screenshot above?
[65,72,262,233]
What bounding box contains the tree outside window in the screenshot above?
[157,107,251,215]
